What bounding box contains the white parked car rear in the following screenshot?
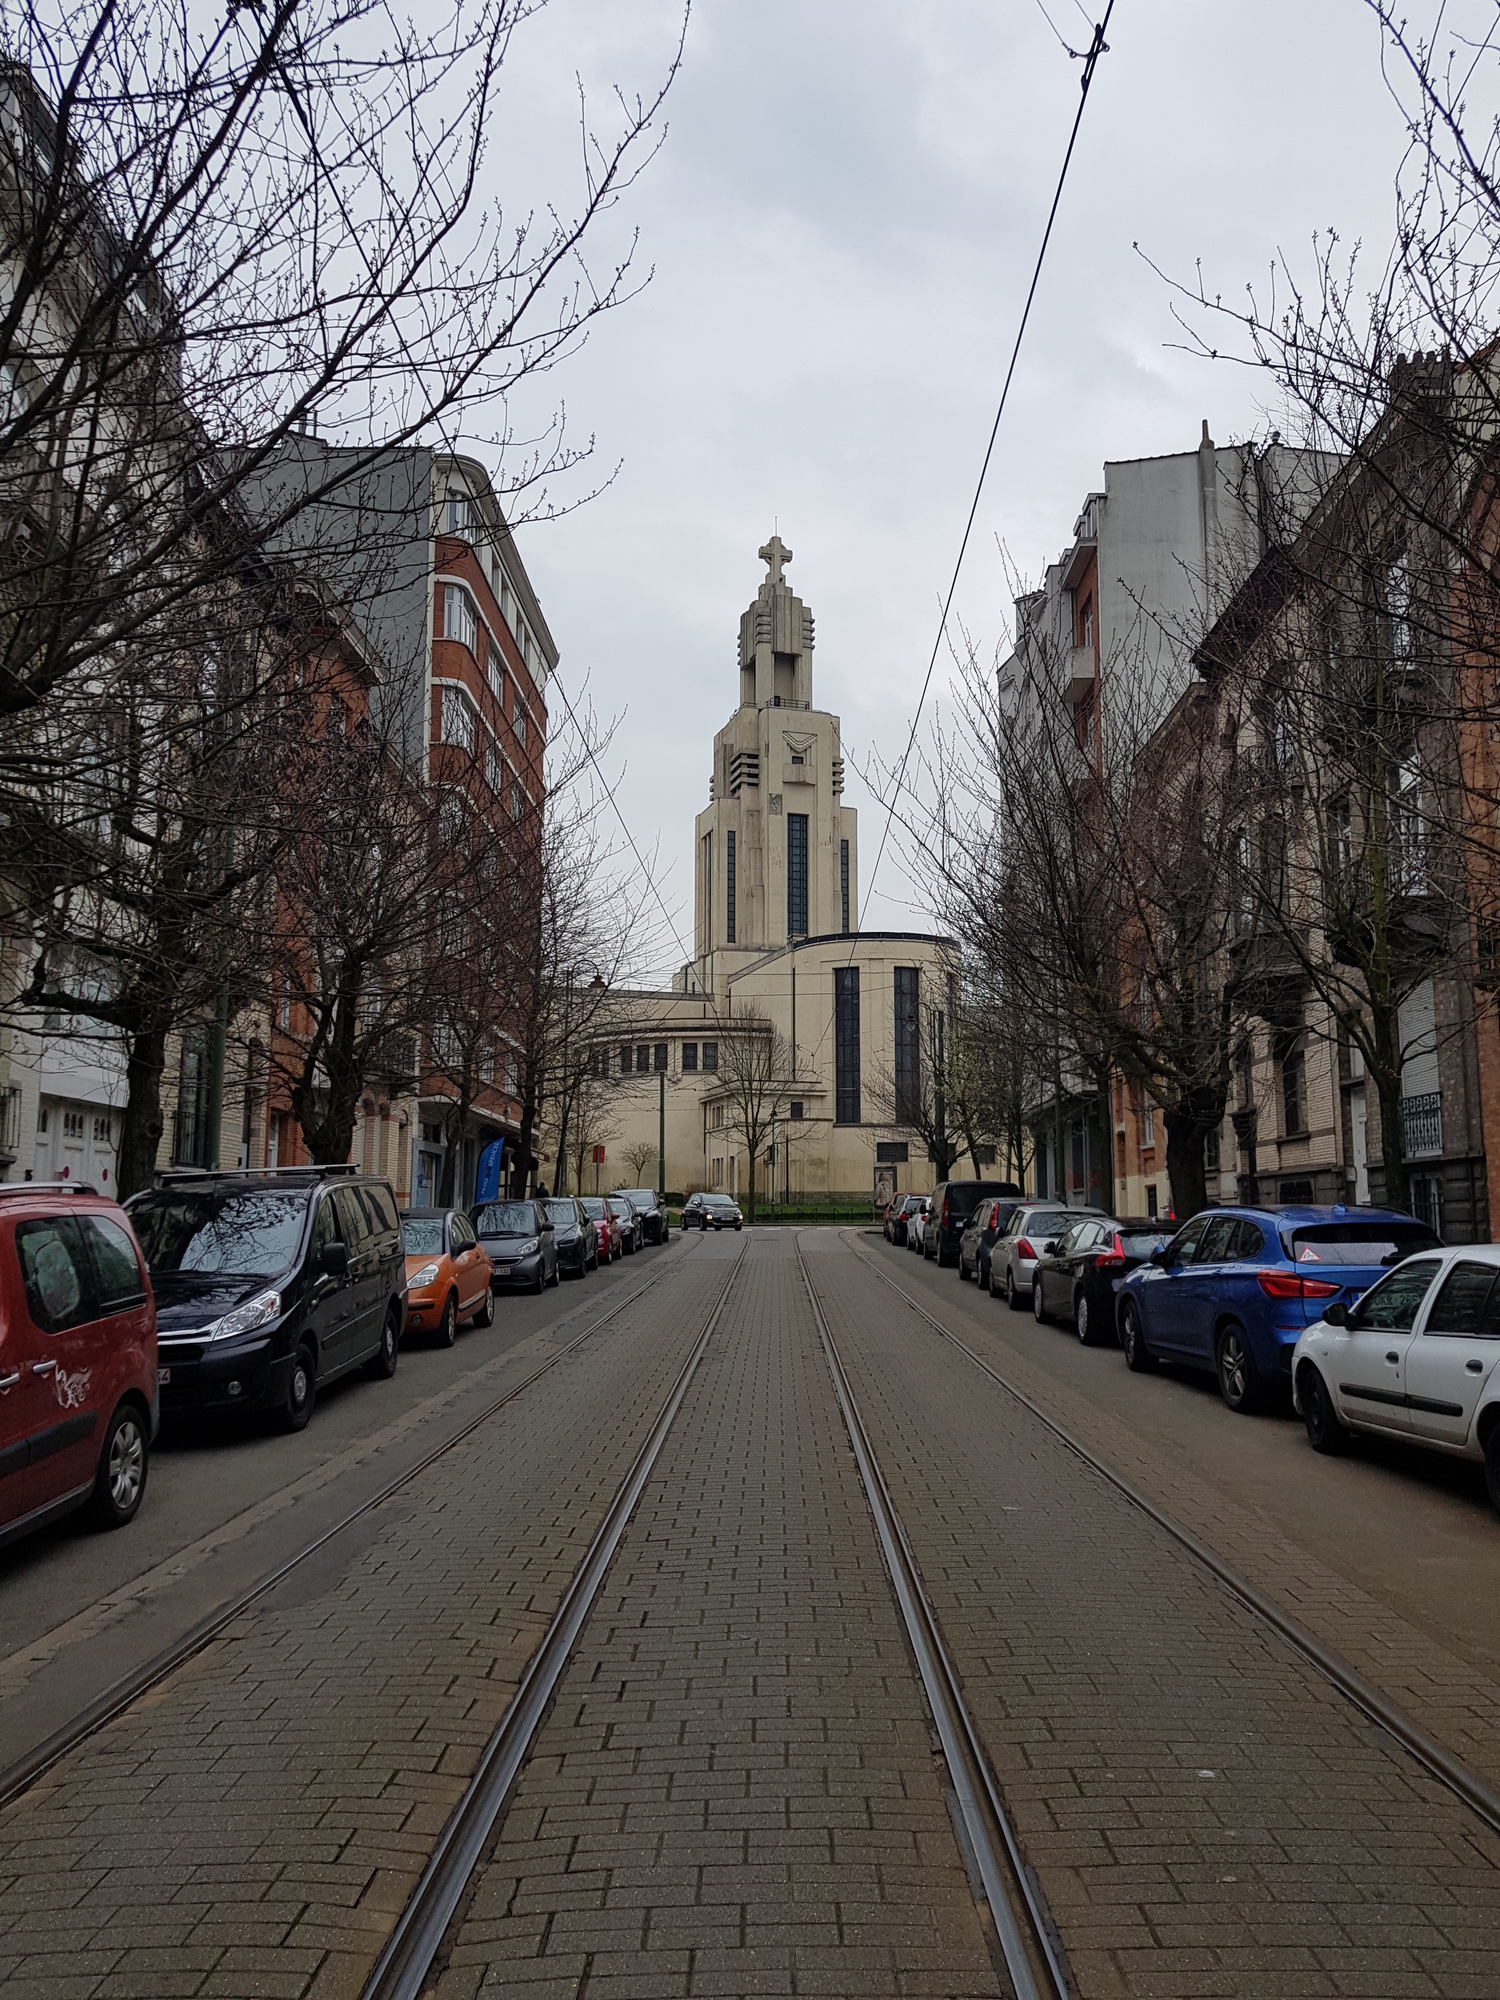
[1292,1244,1500,1513]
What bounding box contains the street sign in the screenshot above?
[592,1145,606,1164]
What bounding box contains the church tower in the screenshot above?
[692,538,859,990]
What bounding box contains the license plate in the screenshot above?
[157,1366,171,1384]
[494,1265,512,1276]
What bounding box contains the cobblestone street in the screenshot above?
[2,1230,1498,2000]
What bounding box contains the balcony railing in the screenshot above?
[1401,1090,1443,1159]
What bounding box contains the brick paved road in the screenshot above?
[0,1240,739,2000]
[431,1228,998,2000]
[809,1232,1500,2000]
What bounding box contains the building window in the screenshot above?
[487,743,503,795]
[619,1046,632,1074]
[1205,1122,1221,1172]
[633,1044,649,1073]
[445,492,471,537]
[790,1100,804,1120]
[515,707,527,751]
[682,1042,698,1071]
[440,686,475,752]
[701,1041,718,1072]
[726,830,737,944]
[894,968,920,1125]
[712,1103,724,1129]
[1142,1099,1155,1148]
[654,1043,668,1073]
[1278,1032,1306,1136]
[840,839,850,935]
[834,967,860,1125]
[787,812,809,937]
[510,779,523,823]
[175,1035,209,1167]
[488,654,504,705]
[444,584,477,652]
[875,1140,907,1163]
[1146,1184,1158,1220]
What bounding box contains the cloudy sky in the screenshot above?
[472,0,1439,975]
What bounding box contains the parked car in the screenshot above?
[472,1198,560,1293]
[957,1195,1030,1286]
[1,1182,157,1548]
[1293,1244,1500,1511]
[926,1180,1021,1267]
[694,1194,743,1232]
[1030,1216,1169,1344]
[400,1208,493,1344]
[607,1193,644,1254]
[545,1197,597,1278]
[619,1188,671,1245]
[990,1201,1105,1307]
[884,1193,923,1245]
[579,1195,621,1262]
[907,1198,931,1254]
[1116,1204,1443,1413]
[128,1166,405,1433]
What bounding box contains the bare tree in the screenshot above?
[712,1002,796,1224]
[620,1137,656,1184]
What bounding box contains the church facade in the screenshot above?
[566,540,954,1207]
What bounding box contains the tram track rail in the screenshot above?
[842,1230,1500,1847]
[359,1234,748,2000]
[796,1236,1072,2000]
[0,1233,715,1815]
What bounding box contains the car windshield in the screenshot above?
[622,1190,655,1208]
[128,1190,307,1277]
[402,1219,444,1255]
[475,1202,536,1236]
[705,1195,738,1208]
[1284,1221,1441,1266]
[579,1198,606,1219]
[1119,1230,1169,1257]
[546,1200,578,1226]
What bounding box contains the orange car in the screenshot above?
[400,1207,493,1345]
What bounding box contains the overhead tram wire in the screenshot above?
[852,4,1115,944]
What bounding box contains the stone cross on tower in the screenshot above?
[758,534,792,587]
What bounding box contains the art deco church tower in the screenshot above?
[691,537,859,992]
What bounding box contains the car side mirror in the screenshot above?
[540,1220,554,1232]
[1041,1239,1058,1256]
[1322,1301,1348,1326]
[1149,1247,1168,1267]
[320,1241,348,1277]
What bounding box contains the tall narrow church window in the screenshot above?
[840,840,850,934]
[787,814,809,937]
[702,832,713,949]
[894,968,920,1125]
[834,968,860,1125]
[726,830,737,943]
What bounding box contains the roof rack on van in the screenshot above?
[151,1164,362,1186]
[0,1181,100,1198]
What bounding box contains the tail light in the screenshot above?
[942,1198,952,1228]
[1094,1234,1126,1272]
[1016,1237,1036,1260]
[1257,1269,1340,1301]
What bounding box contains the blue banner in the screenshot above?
[476,1137,506,1204]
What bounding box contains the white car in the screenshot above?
[907,1199,930,1254]
[1292,1243,1500,1513]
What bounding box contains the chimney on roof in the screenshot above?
[1201,419,1213,446]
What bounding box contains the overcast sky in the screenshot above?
[473,0,1438,976]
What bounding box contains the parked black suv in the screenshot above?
[926,1180,1021,1268]
[126,1166,407,1432]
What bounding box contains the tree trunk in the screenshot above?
[117,1026,169,1199]
[1163,1105,1211,1221]
[438,1084,474,1206]
[744,1149,757,1225]
[1366,1001,1407,1213]
[512,1084,538,1196]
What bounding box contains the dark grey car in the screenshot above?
[471,1199,559,1294]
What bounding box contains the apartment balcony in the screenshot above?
[1401,1090,1443,1160]
[1227,927,1308,1028]
[1063,647,1096,704]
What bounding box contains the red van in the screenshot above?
[0,1182,158,1549]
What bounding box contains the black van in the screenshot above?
[926,1180,1021,1268]
[127,1166,407,1432]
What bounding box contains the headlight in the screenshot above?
[407,1263,440,1290]
[517,1237,540,1254]
[204,1288,282,1342]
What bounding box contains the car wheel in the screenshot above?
[1032,1279,1049,1324]
[1075,1291,1096,1346]
[280,1340,317,1430]
[1005,1268,1021,1311]
[1120,1300,1156,1372]
[92,1402,148,1529]
[367,1305,400,1379]
[1300,1365,1348,1455]
[1215,1322,1261,1413]
[533,1266,545,1295]
[436,1293,458,1348]
[957,1254,968,1281]
[548,1261,561,1287]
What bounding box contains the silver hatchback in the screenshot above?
[990,1202,1106,1308]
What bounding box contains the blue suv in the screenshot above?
[1115,1204,1442,1413]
